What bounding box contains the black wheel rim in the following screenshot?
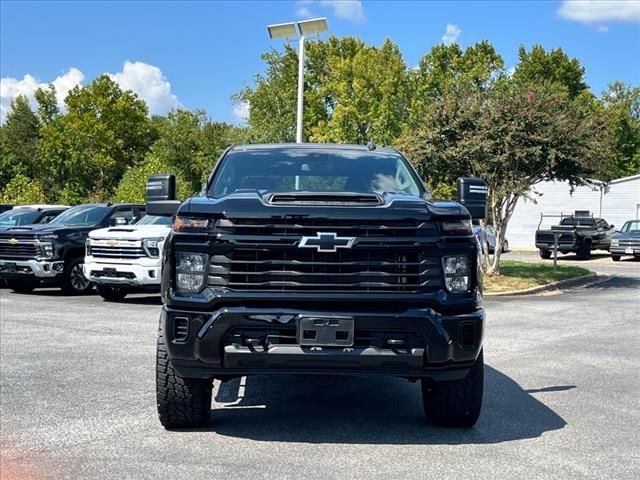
[70,263,90,291]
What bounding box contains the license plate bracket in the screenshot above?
[625,247,633,254]
[0,262,17,272]
[103,267,117,277]
[297,316,354,347]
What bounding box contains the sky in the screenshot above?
[1,0,639,124]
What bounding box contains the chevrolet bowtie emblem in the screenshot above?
[298,232,356,253]
[8,238,18,245]
[107,239,118,247]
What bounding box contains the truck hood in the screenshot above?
[180,192,468,222]
[0,223,93,238]
[612,231,640,240]
[89,224,171,240]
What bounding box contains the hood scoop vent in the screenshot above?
[268,192,383,206]
[108,228,135,232]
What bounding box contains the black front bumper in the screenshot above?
[162,305,484,381]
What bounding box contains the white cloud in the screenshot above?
[108,61,179,115]
[596,24,610,32]
[441,23,462,45]
[233,101,250,122]
[296,0,366,23]
[1,61,180,122]
[0,68,84,122]
[558,1,640,24]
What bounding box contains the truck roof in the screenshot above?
[229,143,400,156]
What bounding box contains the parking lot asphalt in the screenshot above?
[1,258,639,480]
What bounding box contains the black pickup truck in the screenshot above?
[535,213,614,260]
[151,143,487,429]
[0,203,144,294]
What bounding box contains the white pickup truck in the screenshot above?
[84,215,172,300]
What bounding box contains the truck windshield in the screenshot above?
[621,221,640,233]
[49,205,109,226]
[0,210,39,227]
[136,215,173,225]
[209,148,426,198]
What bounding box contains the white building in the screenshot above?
[506,175,640,249]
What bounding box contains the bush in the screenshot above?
[0,174,45,204]
[113,154,193,203]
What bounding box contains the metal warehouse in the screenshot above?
[506,174,640,249]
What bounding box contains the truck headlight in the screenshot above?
[175,252,208,293]
[41,242,54,258]
[440,220,472,235]
[443,255,471,293]
[174,216,209,232]
[143,237,165,258]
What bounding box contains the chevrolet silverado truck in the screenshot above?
[0,203,144,294]
[152,143,487,429]
[535,213,614,260]
[84,214,172,300]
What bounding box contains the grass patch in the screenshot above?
[485,260,590,293]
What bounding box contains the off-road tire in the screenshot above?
[96,284,128,301]
[577,240,592,260]
[6,279,36,293]
[156,323,212,429]
[539,249,552,259]
[611,255,621,262]
[61,257,92,295]
[422,350,484,428]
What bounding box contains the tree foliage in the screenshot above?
[602,81,640,177]
[0,173,45,204]
[0,95,40,188]
[39,75,155,202]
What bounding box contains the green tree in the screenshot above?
[34,84,60,125]
[113,153,192,203]
[602,81,640,177]
[401,79,614,275]
[0,173,45,204]
[513,45,588,99]
[150,109,245,193]
[39,75,154,202]
[0,95,40,188]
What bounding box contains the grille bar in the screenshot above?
[90,247,146,259]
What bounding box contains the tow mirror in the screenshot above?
[146,174,181,217]
[457,177,487,220]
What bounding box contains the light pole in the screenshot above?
[267,17,328,143]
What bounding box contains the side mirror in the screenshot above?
[610,225,615,230]
[146,174,181,217]
[457,177,487,220]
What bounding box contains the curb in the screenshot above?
[485,271,607,297]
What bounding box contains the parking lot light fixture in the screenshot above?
[267,17,329,143]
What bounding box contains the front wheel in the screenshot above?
[61,257,92,295]
[577,240,592,260]
[611,255,621,262]
[96,284,128,301]
[6,279,36,293]
[422,350,484,427]
[156,323,212,429]
[539,249,552,259]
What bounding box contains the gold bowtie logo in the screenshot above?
[107,239,118,247]
[8,238,18,245]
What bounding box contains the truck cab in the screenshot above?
[84,215,173,300]
[0,205,69,230]
[0,203,144,294]
[151,144,487,429]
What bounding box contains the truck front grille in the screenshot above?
[89,246,146,259]
[0,240,41,259]
[208,217,442,293]
[618,240,640,247]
